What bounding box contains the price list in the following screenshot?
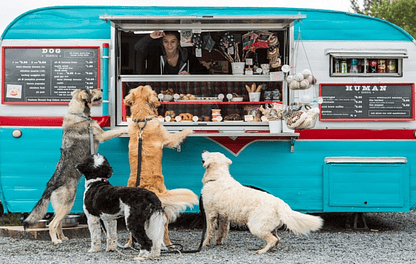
[3,47,99,103]
[320,84,414,120]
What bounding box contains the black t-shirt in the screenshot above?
[165,62,180,74]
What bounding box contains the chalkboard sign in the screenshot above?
[320,83,414,121]
[2,47,100,104]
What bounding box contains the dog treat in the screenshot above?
[179,113,194,121]
[251,83,256,92]
[165,110,176,118]
[245,85,251,93]
[224,113,242,121]
[178,93,196,100]
[161,88,174,95]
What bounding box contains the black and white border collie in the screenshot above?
[76,153,166,260]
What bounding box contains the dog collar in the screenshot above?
[70,113,91,121]
[132,116,155,123]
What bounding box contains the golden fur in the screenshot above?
[123,85,198,247]
[201,151,323,254]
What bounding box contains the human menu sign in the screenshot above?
[320,83,414,121]
[2,47,99,104]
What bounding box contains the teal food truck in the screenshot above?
[1,6,415,220]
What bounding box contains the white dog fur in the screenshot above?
[201,151,324,254]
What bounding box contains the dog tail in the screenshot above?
[145,209,167,255]
[278,202,323,236]
[158,189,198,223]
[23,188,53,229]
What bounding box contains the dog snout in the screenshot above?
[93,97,102,102]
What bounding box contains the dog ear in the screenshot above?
[225,156,233,165]
[79,90,91,103]
[123,92,134,106]
[71,89,80,97]
[202,156,212,168]
[144,85,160,108]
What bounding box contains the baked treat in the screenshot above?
[179,113,194,121]
[224,113,242,121]
[165,110,176,118]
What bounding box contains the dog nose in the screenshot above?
[202,150,208,153]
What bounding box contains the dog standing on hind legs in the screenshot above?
[23,89,128,245]
[123,85,198,248]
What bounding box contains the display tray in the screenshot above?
[176,97,222,102]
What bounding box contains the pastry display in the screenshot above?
[178,94,197,100]
[224,113,242,121]
[161,88,174,95]
[165,110,176,119]
[179,113,194,121]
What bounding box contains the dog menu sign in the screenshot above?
[2,47,100,104]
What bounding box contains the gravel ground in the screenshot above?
[1,212,416,263]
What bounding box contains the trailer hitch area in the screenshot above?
[353,212,369,230]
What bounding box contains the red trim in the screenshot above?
[209,136,291,155]
[2,46,101,105]
[0,116,110,127]
[319,83,415,121]
[161,101,282,105]
[297,129,416,140]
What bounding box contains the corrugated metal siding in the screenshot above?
[2,6,413,41]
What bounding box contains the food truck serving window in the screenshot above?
[107,15,304,135]
[326,49,407,77]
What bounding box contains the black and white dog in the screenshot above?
[76,153,166,260]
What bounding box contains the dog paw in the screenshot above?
[134,250,150,261]
[52,239,63,245]
[88,247,101,253]
[106,246,117,252]
[123,241,133,248]
[255,248,267,254]
[183,128,193,135]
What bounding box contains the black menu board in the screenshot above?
[320,83,414,121]
[2,47,99,104]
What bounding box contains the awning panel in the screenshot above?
[100,15,306,31]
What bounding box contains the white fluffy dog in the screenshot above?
[201,151,324,254]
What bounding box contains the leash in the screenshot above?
[132,117,154,187]
[70,113,95,155]
[128,116,204,254]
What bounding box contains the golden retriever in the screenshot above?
[123,85,198,247]
[201,151,323,254]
